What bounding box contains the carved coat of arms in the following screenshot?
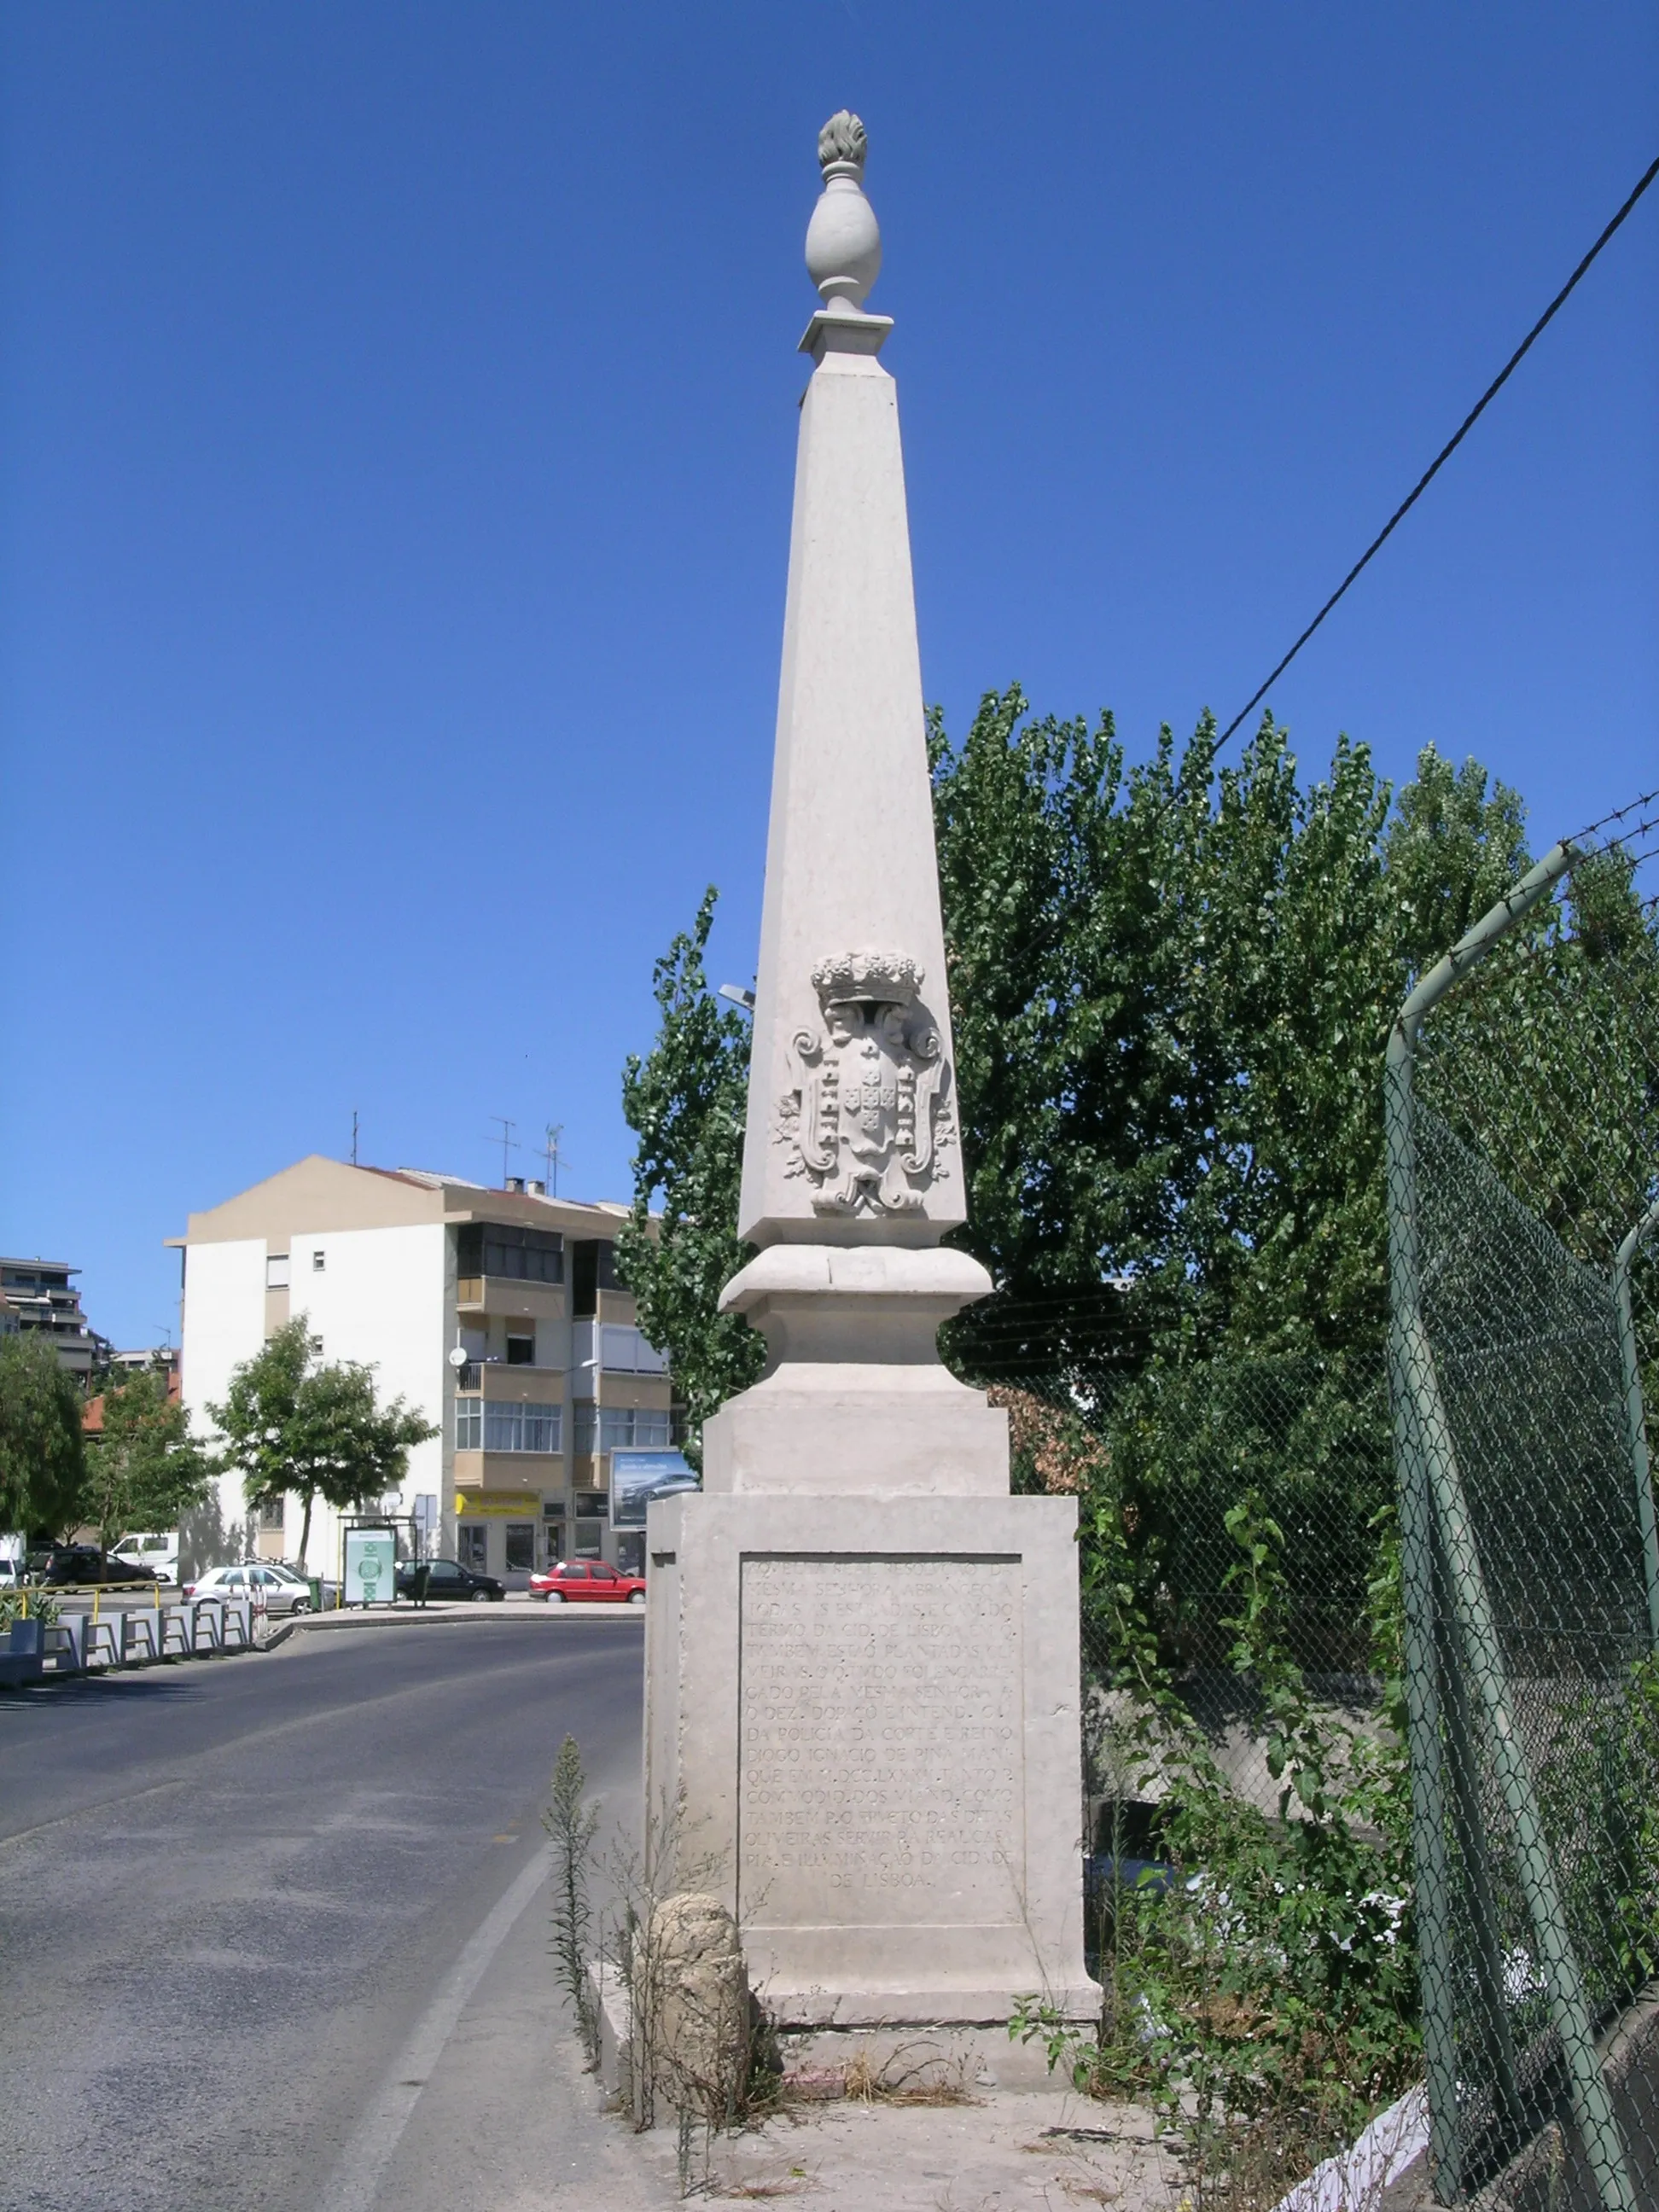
[775,949,955,1215]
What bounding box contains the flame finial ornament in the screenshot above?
[805,111,882,311]
[817,110,868,172]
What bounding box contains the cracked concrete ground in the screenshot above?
[591,2069,1186,2210]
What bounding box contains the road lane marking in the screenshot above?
[315,1844,550,2212]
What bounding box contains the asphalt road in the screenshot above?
[0,1618,657,2212]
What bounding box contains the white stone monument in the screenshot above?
[643,114,1098,2066]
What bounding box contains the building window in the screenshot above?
[309,1335,324,1358]
[456,1222,563,1284]
[505,1332,535,1366]
[569,1405,671,1459]
[574,1517,603,1560]
[569,1239,619,1317]
[504,1523,535,1573]
[265,1254,290,1290]
[259,1494,285,1531]
[311,1250,326,1273]
[458,1400,562,1453]
[458,1524,487,1572]
[598,1324,668,1374]
[491,1401,561,1452]
[600,1406,671,1452]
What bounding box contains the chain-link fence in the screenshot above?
[943,796,1659,2206]
[948,1299,1418,2201]
[1387,801,1659,2211]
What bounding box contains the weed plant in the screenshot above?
[1015,1493,1420,2205]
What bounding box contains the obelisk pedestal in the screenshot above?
[643,115,1098,2077]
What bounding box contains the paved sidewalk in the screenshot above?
[265,1595,644,1645]
[614,2080,1185,2209]
[298,1593,641,1624]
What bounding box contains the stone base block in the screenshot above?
[588,1960,1086,2105]
[643,1491,1100,2036]
[701,1364,1009,1497]
[768,2019,1075,2096]
[591,1959,633,2109]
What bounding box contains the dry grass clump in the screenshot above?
[779,2045,974,2109]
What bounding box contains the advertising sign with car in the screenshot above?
[344,1527,396,1607]
[608,1448,698,1531]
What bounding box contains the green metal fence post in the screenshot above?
[1612,1196,1659,1652]
[1384,1123,1463,2192]
[1435,1535,1527,2143]
[1385,844,1640,2211]
[1424,1408,1635,2212]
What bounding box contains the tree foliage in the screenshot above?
[618,887,766,1455]
[83,1361,217,1545]
[207,1318,437,1566]
[0,1330,87,1540]
[620,694,1551,1437]
[934,691,1534,1357]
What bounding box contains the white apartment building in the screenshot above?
[172,1156,672,1585]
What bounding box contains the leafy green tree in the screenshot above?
[1382,742,1530,982]
[929,689,1208,1313]
[1173,725,1397,1357]
[207,1318,437,1567]
[83,1360,216,1545]
[934,696,1539,1358]
[618,887,765,1458]
[0,1330,86,1540]
[621,696,1547,1442]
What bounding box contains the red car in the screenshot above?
[529,1559,646,1605]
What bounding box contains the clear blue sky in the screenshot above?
[3,3,1656,1348]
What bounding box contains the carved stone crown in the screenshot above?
[818,110,868,172]
[810,949,922,1009]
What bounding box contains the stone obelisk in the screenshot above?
[643,114,1097,2066]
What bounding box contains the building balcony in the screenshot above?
[451,1451,562,1496]
[457,1361,567,1402]
[454,1276,567,1323]
[591,1371,672,1414]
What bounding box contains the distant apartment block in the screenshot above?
[172,1157,671,1584]
[1,1257,110,1382]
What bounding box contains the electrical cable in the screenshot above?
[1213,151,1659,759]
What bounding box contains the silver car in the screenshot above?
[186,1564,314,1616]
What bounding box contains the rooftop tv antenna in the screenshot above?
[489,1116,518,1187]
[542,1122,569,1197]
[351,1109,359,1167]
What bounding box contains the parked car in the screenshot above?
[30,1545,166,1587]
[529,1559,647,1605]
[108,1531,180,1583]
[393,1557,505,1603]
[183,1564,313,1616]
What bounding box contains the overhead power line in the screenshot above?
[1214,149,1659,759]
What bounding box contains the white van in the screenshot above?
[109,1532,180,1584]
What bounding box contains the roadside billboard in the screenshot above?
[609,1449,698,1531]
[344,1526,397,1607]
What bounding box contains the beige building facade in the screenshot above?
[173,1157,672,1583]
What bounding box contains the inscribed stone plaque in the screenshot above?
[737,1555,1023,1925]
